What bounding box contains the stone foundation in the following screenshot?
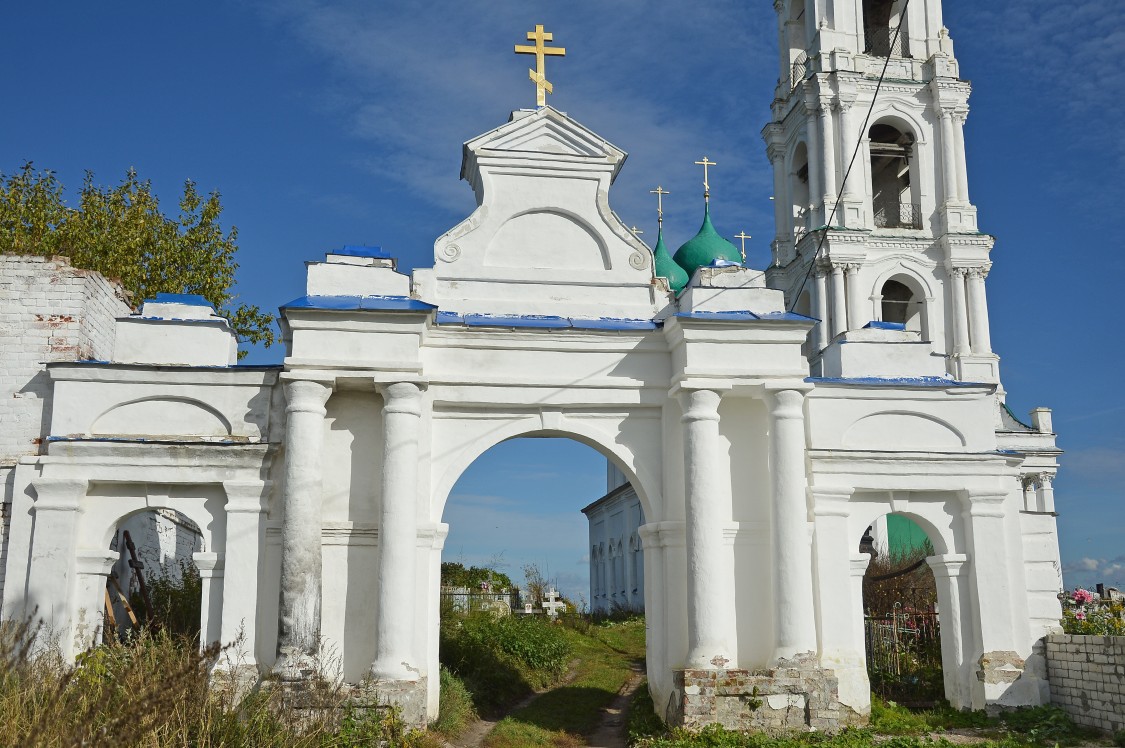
[669,656,850,732]
[268,675,429,730]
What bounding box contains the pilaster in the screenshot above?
[27,477,87,656]
[221,479,271,671]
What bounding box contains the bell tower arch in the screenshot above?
[764,0,999,384]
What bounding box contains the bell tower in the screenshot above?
[763,0,999,383]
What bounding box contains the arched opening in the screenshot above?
[869,123,920,229]
[791,142,811,236]
[859,514,944,706]
[786,1,808,89]
[863,0,909,57]
[879,277,924,333]
[437,435,648,718]
[105,508,205,643]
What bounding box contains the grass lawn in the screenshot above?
[482,618,647,748]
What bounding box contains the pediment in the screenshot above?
[462,107,626,177]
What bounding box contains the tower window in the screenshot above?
[863,0,909,57]
[880,278,922,332]
[869,124,921,229]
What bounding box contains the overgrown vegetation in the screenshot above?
[440,610,573,716]
[0,162,274,351]
[484,616,646,748]
[440,561,514,590]
[629,696,1105,748]
[0,623,440,747]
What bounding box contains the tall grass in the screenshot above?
[0,621,439,747]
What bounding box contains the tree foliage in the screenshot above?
[440,562,513,590]
[0,163,274,352]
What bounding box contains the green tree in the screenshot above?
[440,562,514,590]
[0,163,274,353]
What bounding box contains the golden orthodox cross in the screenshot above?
[735,231,752,264]
[515,25,566,108]
[695,156,717,201]
[650,185,670,226]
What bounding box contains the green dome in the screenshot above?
[653,228,690,293]
[672,205,742,278]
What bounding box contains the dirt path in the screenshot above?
[584,661,646,748]
[445,660,582,748]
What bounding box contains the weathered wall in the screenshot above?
[0,255,131,605]
[0,255,129,463]
[1045,634,1125,733]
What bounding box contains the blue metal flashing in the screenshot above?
[708,259,743,268]
[47,435,254,446]
[434,313,658,331]
[330,245,390,258]
[807,376,990,388]
[864,320,907,331]
[150,293,211,306]
[674,310,813,323]
[281,295,436,312]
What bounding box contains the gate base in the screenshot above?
[670,656,857,732]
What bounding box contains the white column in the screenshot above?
[27,477,86,656]
[806,104,823,226]
[275,379,332,671]
[927,554,972,710]
[221,480,270,670]
[813,267,830,352]
[939,109,958,204]
[767,388,817,661]
[830,264,847,338]
[953,114,971,203]
[769,145,791,252]
[966,267,992,354]
[194,551,225,648]
[680,388,736,669]
[819,103,837,212]
[845,263,863,330]
[373,381,425,681]
[949,268,971,356]
[73,550,117,652]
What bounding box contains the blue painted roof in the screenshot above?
[150,293,211,306]
[282,295,436,312]
[330,245,390,258]
[865,320,907,331]
[674,310,814,323]
[807,376,990,388]
[436,312,658,331]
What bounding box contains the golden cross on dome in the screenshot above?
[650,185,670,226]
[735,231,752,264]
[515,24,566,107]
[695,156,717,201]
[630,225,644,237]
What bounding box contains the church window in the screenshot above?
[863,0,909,57]
[786,1,808,89]
[869,123,921,229]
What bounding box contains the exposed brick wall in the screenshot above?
[1045,634,1125,733]
[0,256,131,605]
[0,255,130,464]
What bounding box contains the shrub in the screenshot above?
[440,612,571,716]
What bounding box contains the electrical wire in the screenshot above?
[787,0,912,313]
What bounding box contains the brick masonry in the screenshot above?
[669,655,852,733]
[1045,634,1125,734]
[0,255,131,602]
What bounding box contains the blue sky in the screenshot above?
[3,1,1122,599]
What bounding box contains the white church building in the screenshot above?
[0,0,1064,732]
